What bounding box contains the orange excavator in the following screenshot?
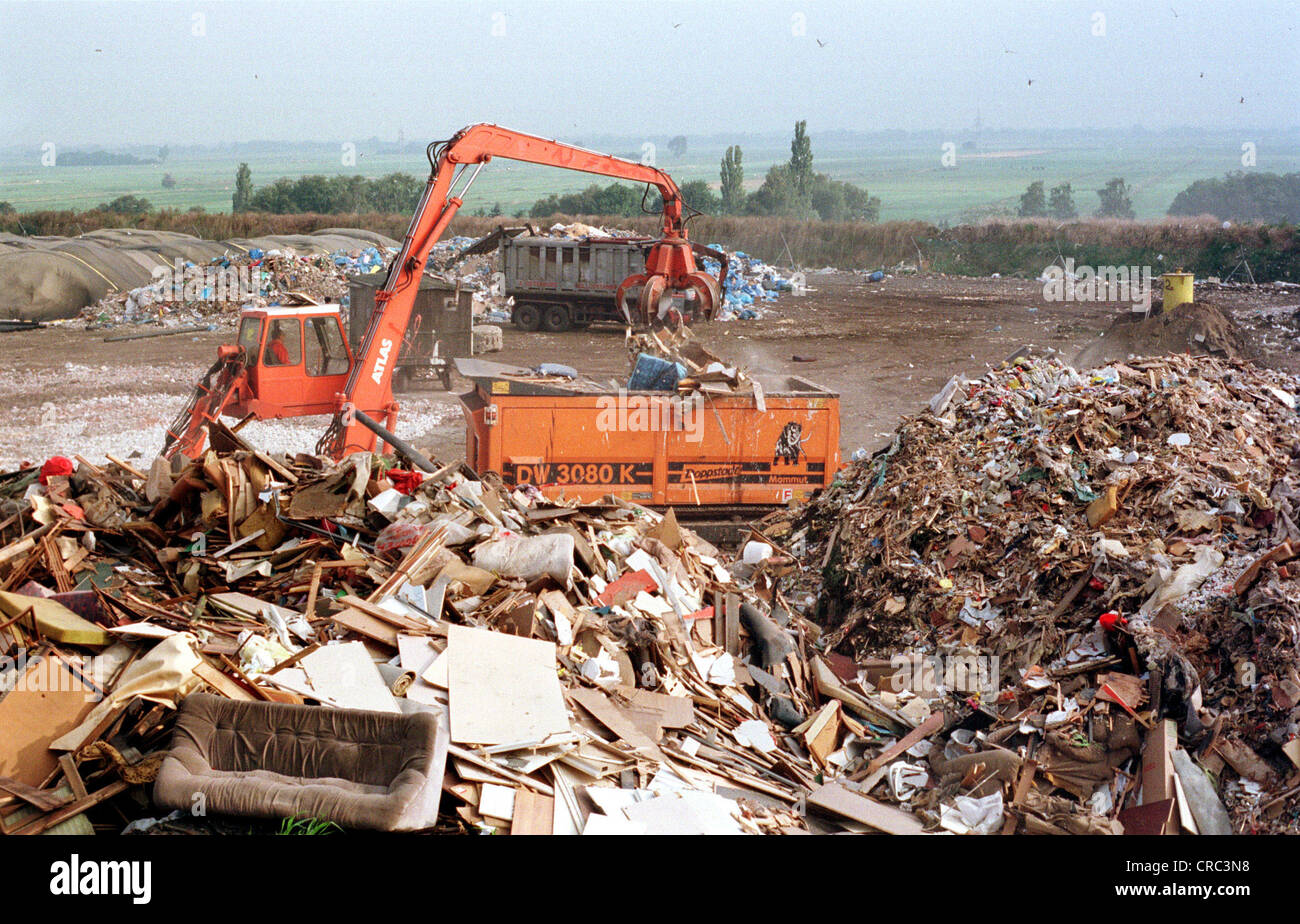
[163,123,726,463]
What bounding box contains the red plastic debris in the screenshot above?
[38,456,74,485]
[1099,610,1127,631]
[388,469,424,495]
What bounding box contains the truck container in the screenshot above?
[500,234,650,332]
[347,274,474,389]
[456,358,841,521]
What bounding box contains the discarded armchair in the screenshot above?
[154,693,448,832]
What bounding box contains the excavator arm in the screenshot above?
[318,123,723,460]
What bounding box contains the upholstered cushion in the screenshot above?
[153,693,447,831]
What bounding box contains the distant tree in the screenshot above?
[232,163,253,212]
[158,145,170,163]
[527,181,656,218]
[789,120,814,194]
[1168,171,1300,223]
[720,145,745,214]
[287,175,335,213]
[0,201,14,215]
[491,201,504,216]
[747,161,880,222]
[1096,177,1135,219]
[747,164,813,219]
[1049,182,1077,220]
[161,173,177,189]
[810,174,880,222]
[97,195,152,214]
[679,179,720,215]
[369,173,422,213]
[667,135,688,157]
[247,177,295,213]
[57,150,149,166]
[1017,181,1047,217]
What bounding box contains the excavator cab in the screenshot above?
[228,307,354,419]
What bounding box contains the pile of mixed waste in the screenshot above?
[700,248,797,320]
[82,246,392,330]
[0,418,837,835]
[761,351,1300,833]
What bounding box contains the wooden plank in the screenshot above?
[304,563,322,620]
[851,710,945,780]
[339,594,430,633]
[10,780,127,836]
[723,591,741,656]
[806,782,928,835]
[192,660,257,701]
[331,607,400,649]
[510,788,555,835]
[446,744,554,796]
[0,776,71,812]
[1141,718,1178,834]
[57,754,88,801]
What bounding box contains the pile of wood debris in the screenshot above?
[0,420,901,836]
[761,352,1300,834]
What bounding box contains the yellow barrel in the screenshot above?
[1161,272,1194,310]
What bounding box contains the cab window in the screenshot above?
[305,316,349,376]
[237,317,263,362]
[263,319,301,366]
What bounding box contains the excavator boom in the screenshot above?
[318,123,722,460]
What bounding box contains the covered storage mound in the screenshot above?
[0,228,396,321]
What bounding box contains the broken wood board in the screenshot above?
[300,642,399,713]
[511,789,555,835]
[806,782,927,835]
[446,625,568,746]
[0,652,100,787]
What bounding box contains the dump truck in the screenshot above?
[502,234,649,331]
[456,357,840,534]
[464,227,729,332]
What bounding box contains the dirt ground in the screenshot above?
[3,272,1297,470]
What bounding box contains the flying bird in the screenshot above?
[672,22,681,28]
[816,38,827,47]
[1027,78,1034,86]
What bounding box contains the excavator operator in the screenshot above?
[264,321,293,366]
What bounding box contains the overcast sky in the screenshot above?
[3,0,1297,146]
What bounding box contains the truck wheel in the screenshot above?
[542,304,571,332]
[514,303,542,331]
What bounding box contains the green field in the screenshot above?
[3,129,1298,224]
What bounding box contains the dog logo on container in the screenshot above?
[773,422,808,465]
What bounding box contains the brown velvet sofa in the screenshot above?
[154,693,447,831]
